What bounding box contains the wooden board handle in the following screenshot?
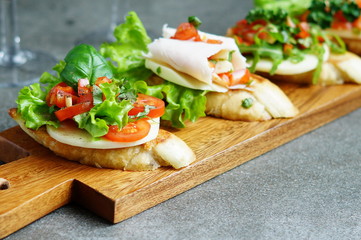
[0,156,73,238]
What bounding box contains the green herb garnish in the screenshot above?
[241,98,254,109]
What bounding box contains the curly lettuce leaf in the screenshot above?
[100,11,207,128]
[16,68,63,129]
[100,11,151,73]
[129,80,207,128]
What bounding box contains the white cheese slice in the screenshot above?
[254,45,330,75]
[46,118,160,149]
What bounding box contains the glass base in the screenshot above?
[0,50,57,88]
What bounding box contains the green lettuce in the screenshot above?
[254,0,312,17]
[16,66,63,130]
[16,45,134,137]
[100,11,207,128]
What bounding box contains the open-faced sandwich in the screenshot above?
[227,7,361,85]
[10,44,195,171]
[306,0,361,56]
[142,16,298,121]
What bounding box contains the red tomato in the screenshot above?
[283,43,294,54]
[78,92,93,103]
[104,119,151,142]
[54,102,93,121]
[230,69,251,85]
[206,39,223,44]
[128,94,165,118]
[352,16,361,29]
[171,22,201,41]
[95,76,112,86]
[46,82,77,108]
[295,22,310,39]
[78,78,92,97]
[332,20,353,30]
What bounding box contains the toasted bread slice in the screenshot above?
[8,108,196,171]
[205,74,298,121]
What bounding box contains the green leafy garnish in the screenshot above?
[230,8,346,84]
[241,98,254,109]
[307,0,360,29]
[100,11,208,128]
[188,16,202,28]
[60,44,114,89]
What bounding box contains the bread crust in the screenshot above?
[205,74,298,121]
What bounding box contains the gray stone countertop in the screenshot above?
[1,0,361,239]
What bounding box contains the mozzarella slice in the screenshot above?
[253,45,330,75]
[46,118,160,149]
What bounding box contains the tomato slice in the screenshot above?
[104,119,151,142]
[171,22,201,41]
[54,102,93,121]
[128,94,165,118]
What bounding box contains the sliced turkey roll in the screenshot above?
[145,26,248,92]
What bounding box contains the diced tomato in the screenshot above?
[299,11,310,23]
[334,11,348,22]
[250,19,267,28]
[283,43,294,55]
[128,94,165,118]
[257,31,269,40]
[331,11,353,30]
[104,119,151,142]
[171,22,201,41]
[95,76,112,86]
[78,92,93,103]
[295,22,310,39]
[352,16,361,29]
[230,69,251,85]
[206,39,223,44]
[54,102,93,122]
[46,82,77,108]
[332,20,353,30]
[78,78,91,96]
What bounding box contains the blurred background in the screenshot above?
[16,0,253,60]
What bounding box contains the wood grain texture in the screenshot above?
[1,83,361,238]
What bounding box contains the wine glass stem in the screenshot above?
[0,0,26,66]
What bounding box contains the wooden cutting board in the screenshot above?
[1,82,361,238]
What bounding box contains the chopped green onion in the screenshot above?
[188,16,202,28]
[241,98,254,109]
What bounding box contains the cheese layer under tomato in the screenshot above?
[47,118,160,149]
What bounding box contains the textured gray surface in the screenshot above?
[2,0,361,239]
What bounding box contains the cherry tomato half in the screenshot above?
[104,119,151,142]
[128,94,165,119]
